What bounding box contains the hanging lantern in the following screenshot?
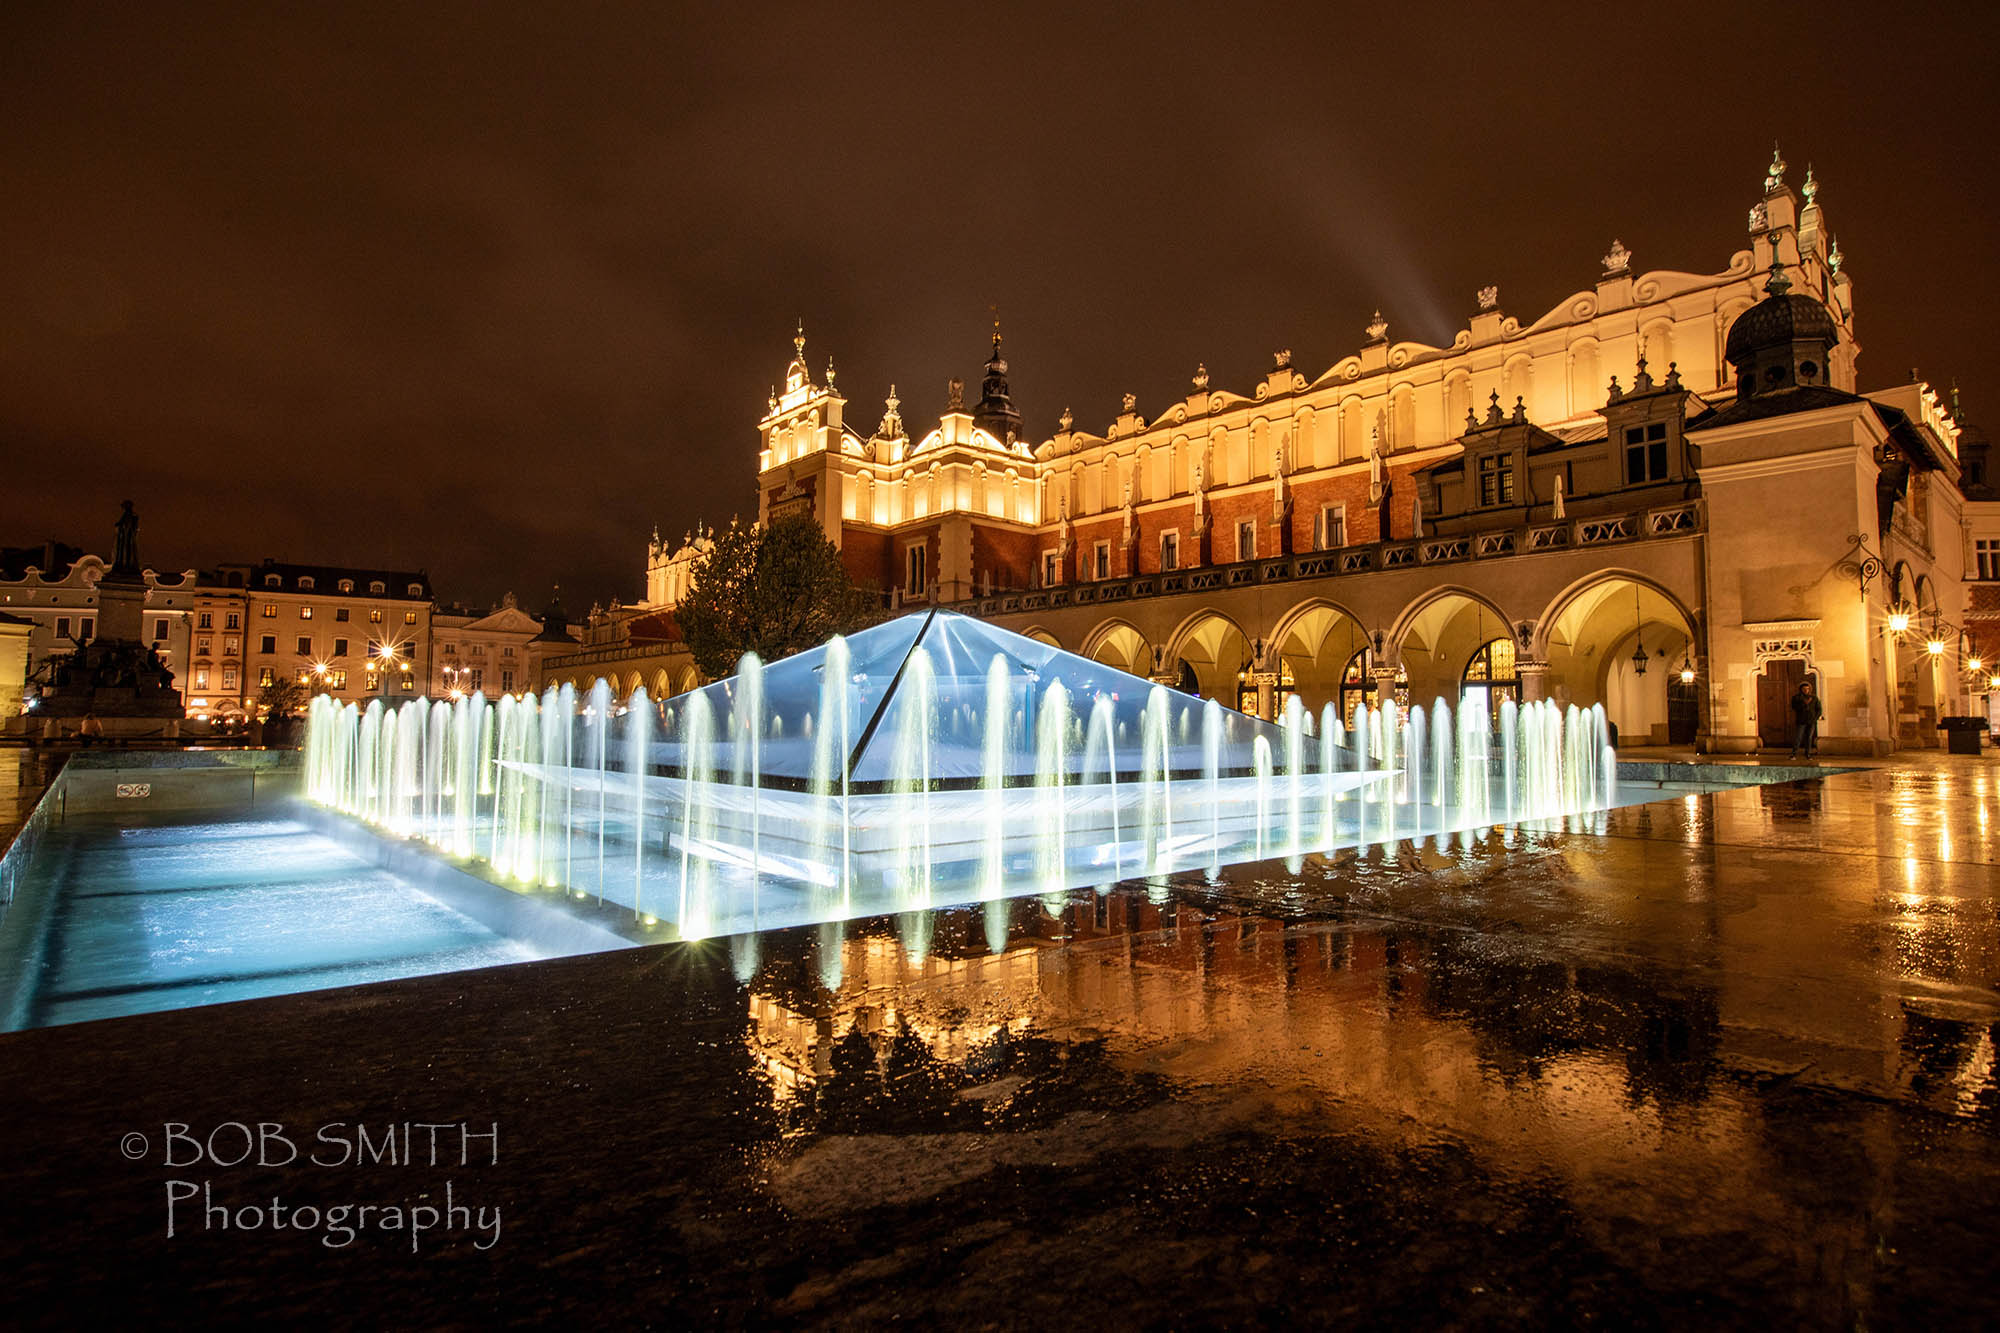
[1630,590,1647,675]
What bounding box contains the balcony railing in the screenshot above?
[952,499,1705,618]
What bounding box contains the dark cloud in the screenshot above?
[3,1,1994,607]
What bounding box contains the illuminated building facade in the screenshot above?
[431,591,577,700]
[712,152,1973,754]
[0,547,196,716]
[210,559,435,706]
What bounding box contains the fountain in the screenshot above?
[305,610,1615,940]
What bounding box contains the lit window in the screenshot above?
[369,610,383,623]
[261,604,277,618]
[299,605,313,620]
[403,610,417,624]
[197,638,211,655]
[327,669,347,690]
[193,670,209,690]
[338,579,354,593]
[258,667,275,687]
[1976,538,2000,581]
[1477,453,1515,506]
[222,667,238,689]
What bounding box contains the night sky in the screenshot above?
[4,2,1994,610]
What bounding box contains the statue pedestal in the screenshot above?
[94,573,147,643]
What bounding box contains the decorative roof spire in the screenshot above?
[1058,405,1074,433]
[1511,395,1527,423]
[1633,352,1654,394]
[1193,363,1209,392]
[1365,310,1388,343]
[1802,163,1818,205]
[824,355,837,389]
[1485,388,1503,424]
[1665,361,1682,390]
[1764,142,1786,193]
[878,385,904,439]
[1764,254,1792,297]
[794,318,806,362]
[1602,239,1632,274]
[1828,235,1844,274]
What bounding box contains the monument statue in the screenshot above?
[112,500,141,575]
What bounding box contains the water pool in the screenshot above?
[0,814,547,1030]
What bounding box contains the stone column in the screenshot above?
[1516,659,1550,703]
[1253,672,1278,721]
[1370,666,1401,710]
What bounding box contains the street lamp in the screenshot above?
[1887,606,1911,634]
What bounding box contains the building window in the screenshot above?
[1625,422,1669,484]
[406,583,423,596]
[260,635,277,654]
[1235,520,1256,563]
[470,642,485,657]
[224,636,240,655]
[442,642,457,654]
[1093,540,1111,581]
[905,544,927,596]
[153,619,169,641]
[1315,505,1346,550]
[1042,552,1060,587]
[56,616,71,639]
[198,612,213,629]
[225,613,240,629]
[1461,637,1520,724]
[1160,531,1179,571]
[369,610,383,624]
[193,669,209,690]
[470,668,483,690]
[501,645,515,658]
[339,579,354,593]
[295,635,312,655]
[399,673,414,692]
[264,574,281,588]
[261,604,277,618]
[335,607,350,622]
[327,669,347,690]
[82,618,93,639]
[1976,538,2000,581]
[333,637,348,657]
[222,667,238,690]
[197,638,211,655]
[403,610,417,624]
[258,667,275,687]
[1477,453,1515,506]
[369,581,386,595]
[501,670,514,692]
[301,605,316,620]
[298,576,315,591]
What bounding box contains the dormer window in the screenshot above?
[406,583,422,596]
[264,574,281,587]
[1624,423,1669,485]
[298,576,315,591]
[1477,453,1515,506]
[338,579,354,593]
[369,580,386,595]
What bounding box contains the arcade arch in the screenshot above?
[1394,589,1516,709]
[1539,575,1697,746]
[1083,621,1152,677]
[1168,611,1254,707]
[1270,600,1370,717]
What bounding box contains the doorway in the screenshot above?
[1755,658,1811,749]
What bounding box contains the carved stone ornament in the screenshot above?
[946,377,964,411]
[1365,310,1388,343]
[1477,285,1499,310]
[1748,202,1769,233]
[1764,144,1786,194]
[1058,405,1074,433]
[1192,363,1209,392]
[1601,239,1631,274]
[1121,391,1137,414]
[1273,348,1292,370]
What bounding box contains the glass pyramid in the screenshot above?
[652,610,1335,789]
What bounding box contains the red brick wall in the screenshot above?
[838,528,894,596]
[971,524,1043,591]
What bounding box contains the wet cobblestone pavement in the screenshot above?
[3,756,1998,1327]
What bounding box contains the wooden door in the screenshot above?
[1756,659,1807,748]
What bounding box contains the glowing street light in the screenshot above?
[1887,608,1911,634]
[1927,638,1946,657]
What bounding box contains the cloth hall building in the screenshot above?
[580,154,1978,756]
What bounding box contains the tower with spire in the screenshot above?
[971,319,1024,444]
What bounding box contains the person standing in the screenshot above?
[1787,680,1823,760]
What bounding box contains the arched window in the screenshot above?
[1461,637,1520,726]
